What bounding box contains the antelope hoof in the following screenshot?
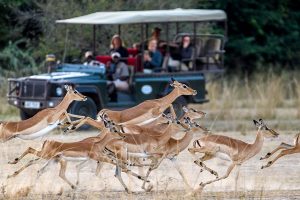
[185,186,204,197]
[125,188,132,194]
[65,122,71,125]
[7,172,17,179]
[71,185,76,190]
[200,169,203,173]
[8,158,18,164]
[145,183,154,192]
[211,171,218,177]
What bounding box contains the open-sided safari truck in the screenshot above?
[7,8,227,122]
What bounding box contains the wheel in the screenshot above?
[172,96,188,119]
[68,97,97,130]
[164,96,188,119]
[20,110,31,120]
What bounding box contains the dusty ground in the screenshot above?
[1,120,300,200]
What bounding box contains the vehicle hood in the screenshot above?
[28,72,90,81]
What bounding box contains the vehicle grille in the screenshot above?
[21,80,46,98]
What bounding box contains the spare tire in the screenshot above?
[68,97,97,130]
[164,96,188,119]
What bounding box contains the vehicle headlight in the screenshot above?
[56,87,63,96]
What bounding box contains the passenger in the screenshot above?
[109,34,129,59]
[107,52,130,102]
[140,27,165,50]
[180,35,193,68]
[83,51,102,66]
[151,27,164,47]
[143,39,163,73]
[164,35,193,71]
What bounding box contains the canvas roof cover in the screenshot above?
[56,8,226,25]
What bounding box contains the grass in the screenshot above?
[201,71,300,120]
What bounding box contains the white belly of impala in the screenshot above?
[62,156,89,161]
[17,121,59,140]
[136,115,161,126]
[216,152,232,161]
[127,152,151,158]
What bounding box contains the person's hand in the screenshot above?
[144,54,150,61]
[106,61,111,68]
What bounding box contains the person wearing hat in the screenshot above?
[107,52,130,102]
[83,51,102,66]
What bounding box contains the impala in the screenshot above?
[98,79,197,126]
[188,119,279,193]
[7,120,149,193]
[261,133,300,169]
[140,109,208,191]
[0,85,86,142]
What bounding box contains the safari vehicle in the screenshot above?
[7,8,227,121]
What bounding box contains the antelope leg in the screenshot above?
[8,147,41,164]
[170,157,193,190]
[58,158,76,189]
[260,142,293,160]
[7,158,40,179]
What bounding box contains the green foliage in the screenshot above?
[0,0,299,76]
[211,0,300,72]
[0,40,39,77]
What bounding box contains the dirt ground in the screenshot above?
[1,122,300,200]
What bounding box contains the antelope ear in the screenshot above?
[253,120,261,127]
[182,106,189,113]
[65,85,70,91]
[259,119,265,125]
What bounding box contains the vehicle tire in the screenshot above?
[20,110,32,120]
[164,96,188,119]
[172,96,188,119]
[68,97,97,130]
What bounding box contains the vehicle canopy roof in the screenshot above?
[56,8,226,25]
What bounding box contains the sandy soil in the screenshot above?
[1,125,300,200]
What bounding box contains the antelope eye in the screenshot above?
[183,85,187,88]
[74,91,77,94]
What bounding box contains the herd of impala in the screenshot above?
[0,80,299,195]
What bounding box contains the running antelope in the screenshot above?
[261,133,300,169]
[97,79,197,126]
[140,109,208,191]
[7,120,148,193]
[0,85,86,142]
[188,119,279,193]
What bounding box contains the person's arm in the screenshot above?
[149,51,162,68]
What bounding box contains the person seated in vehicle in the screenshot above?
[83,51,102,66]
[140,27,165,50]
[163,35,193,72]
[109,34,129,61]
[180,35,193,68]
[143,39,163,73]
[107,52,130,102]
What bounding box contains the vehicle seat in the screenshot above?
[96,55,111,65]
[127,48,139,57]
